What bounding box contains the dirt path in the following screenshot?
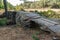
[0,25,53,40]
[0,25,33,40]
[24,9,60,12]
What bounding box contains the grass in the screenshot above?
[32,34,40,40]
[32,32,40,40]
[0,18,7,26]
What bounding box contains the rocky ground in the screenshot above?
[0,25,53,40]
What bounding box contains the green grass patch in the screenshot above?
[0,18,7,26]
[32,34,40,40]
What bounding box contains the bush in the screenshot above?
[35,10,60,19]
[47,10,56,14]
[37,10,60,18]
